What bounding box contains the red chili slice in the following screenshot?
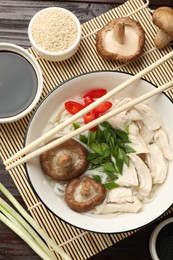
[83,112,97,131]
[83,88,107,98]
[64,101,85,115]
[92,101,112,115]
[83,96,94,106]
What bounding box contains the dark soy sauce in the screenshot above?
[156,222,173,260]
[0,51,38,118]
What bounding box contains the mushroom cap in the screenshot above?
[153,7,173,37]
[40,138,89,181]
[96,17,145,63]
[65,176,107,212]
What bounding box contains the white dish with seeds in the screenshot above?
[28,7,81,61]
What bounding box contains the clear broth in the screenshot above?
[0,51,38,118]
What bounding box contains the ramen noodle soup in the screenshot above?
[40,90,173,216]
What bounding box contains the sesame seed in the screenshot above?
[31,9,78,52]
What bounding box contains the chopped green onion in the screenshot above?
[90,143,103,155]
[96,127,103,141]
[102,148,111,159]
[102,163,117,173]
[92,175,102,183]
[124,145,136,154]
[88,130,97,146]
[104,182,119,190]
[79,134,88,144]
[116,129,129,141]
[72,122,80,129]
[86,121,136,186]
[115,158,124,174]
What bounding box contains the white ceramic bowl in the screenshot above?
[28,7,81,61]
[25,71,173,233]
[149,217,173,260]
[0,43,43,123]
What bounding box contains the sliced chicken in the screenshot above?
[128,122,140,135]
[111,97,142,126]
[129,154,152,197]
[108,112,130,130]
[146,143,168,184]
[113,97,132,108]
[140,124,154,144]
[129,132,149,154]
[116,161,138,187]
[135,103,161,131]
[126,107,142,121]
[108,97,133,130]
[107,187,134,203]
[154,128,173,160]
[101,197,142,213]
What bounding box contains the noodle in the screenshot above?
[48,96,172,215]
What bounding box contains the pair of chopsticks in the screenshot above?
[5,50,173,170]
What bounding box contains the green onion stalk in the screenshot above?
[0,183,72,260]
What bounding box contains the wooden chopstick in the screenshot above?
[6,79,173,170]
[4,50,173,168]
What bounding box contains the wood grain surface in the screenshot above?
[0,1,173,259]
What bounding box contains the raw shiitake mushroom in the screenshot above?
[96,17,145,63]
[152,7,173,49]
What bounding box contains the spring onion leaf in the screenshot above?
[72,122,80,129]
[92,175,102,183]
[79,134,88,144]
[124,145,136,154]
[114,158,124,174]
[102,148,111,159]
[116,129,129,141]
[88,130,97,146]
[90,143,103,155]
[102,163,117,173]
[104,182,119,190]
[96,127,103,141]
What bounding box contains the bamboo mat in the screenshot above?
[1,0,173,259]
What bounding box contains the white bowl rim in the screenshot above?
[0,42,43,123]
[149,217,173,260]
[24,70,173,233]
[28,7,81,56]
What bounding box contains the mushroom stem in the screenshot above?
[80,181,91,197]
[154,29,173,49]
[113,22,125,45]
[57,154,72,168]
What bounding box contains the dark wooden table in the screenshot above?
[1,1,173,259]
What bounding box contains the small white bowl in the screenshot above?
[28,7,81,62]
[0,43,43,123]
[149,217,173,260]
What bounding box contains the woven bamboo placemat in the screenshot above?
[1,0,173,259]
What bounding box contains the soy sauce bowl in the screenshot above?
[149,217,173,260]
[0,43,43,123]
